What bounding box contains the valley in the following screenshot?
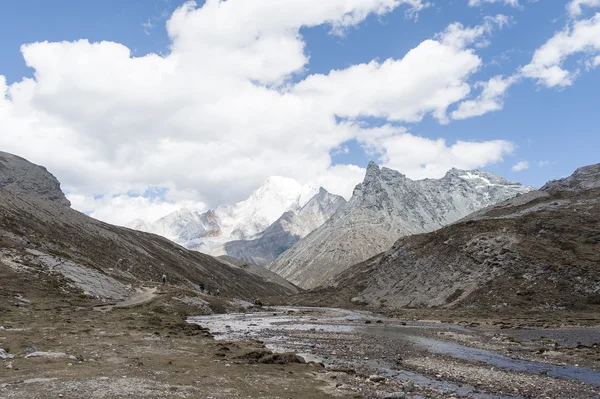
[1,151,599,398]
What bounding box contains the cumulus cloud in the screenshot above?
[521,12,600,87]
[452,75,517,119]
[356,125,515,178]
[568,0,600,17]
[468,0,520,8]
[69,193,206,226]
[0,0,516,224]
[512,160,530,171]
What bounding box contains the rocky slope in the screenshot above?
[312,163,600,310]
[223,188,346,265]
[0,151,300,301]
[268,162,534,289]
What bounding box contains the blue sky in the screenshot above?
[0,0,599,224]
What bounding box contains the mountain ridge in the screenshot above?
[306,162,600,310]
[267,162,535,289]
[0,151,300,300]
[126,179,345,265]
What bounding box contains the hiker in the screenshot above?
[199,282,205,293]
[215,288,220,296]
[162,273,167,285]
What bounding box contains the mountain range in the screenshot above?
[306,163,600,310]
[127,178,346,265]
[268,162,535,288]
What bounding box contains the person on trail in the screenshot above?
[199,282,205,293]
[162,273,167,285]
[215,288,220,296]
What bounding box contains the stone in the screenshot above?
[0,349,14,360]
[403,379,415,392]
[369,375,386,383]
[25,351,70,359]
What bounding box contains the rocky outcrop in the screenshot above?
[541,164,600,192]
[268,162,534,289]
[0,151,70,207]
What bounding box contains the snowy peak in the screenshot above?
[443,168,521,187]
[125,175,322,256]
[221,187,346,265]
[217,176,316,240]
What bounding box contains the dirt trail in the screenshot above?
[93,286,157,312]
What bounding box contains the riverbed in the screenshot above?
[189,307,600,399]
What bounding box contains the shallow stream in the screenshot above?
[188,307,600,398]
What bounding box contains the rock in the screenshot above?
[350,297,368,306]
[369,375,386,383]
[25,351,71,359]
[403,379,415,392]
[0,151,71,206]
[0,349,14,360]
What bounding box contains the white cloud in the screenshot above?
[468,0,520,8]
[511,160,530,171]
[436,15,511,50]
[568,0,600,18]
[537,160,550,167]
[310,164,367,200]
[295,15,509,124]
[594,55,600,67]
[521,13,600,87]
[452,75,517,119]
[356,125,515,178]
[0,1,515,224]
[69,193,206,226]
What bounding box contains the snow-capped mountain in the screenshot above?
[223,187,346,265]
[267,162,536,289]
[125,176,340,259]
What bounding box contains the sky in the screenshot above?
[0,0,599,225]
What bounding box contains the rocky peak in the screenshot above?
[355,162,406,197]
[0,151,70,207]
[541,163,600,192]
